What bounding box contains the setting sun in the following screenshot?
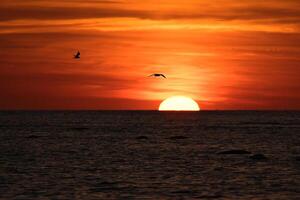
[159,96,200,111]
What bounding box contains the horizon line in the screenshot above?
[1,109,300,112]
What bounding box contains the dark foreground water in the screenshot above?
[0,111,299,199]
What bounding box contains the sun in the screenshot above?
[159,96,200,111]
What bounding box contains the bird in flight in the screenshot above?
[74,51,80,59]
[149,73,167,78]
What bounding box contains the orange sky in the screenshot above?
[1,0,300,110]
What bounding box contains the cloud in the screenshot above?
[0,0,300,24]
[1,0,300,34]
[1,1,300,109]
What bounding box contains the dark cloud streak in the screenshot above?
[0,4,300,25]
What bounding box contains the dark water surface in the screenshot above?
[0,111,299,199]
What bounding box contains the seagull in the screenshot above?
[149,73,167,78]
[74,51,80,59]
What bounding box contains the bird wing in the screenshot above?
[160,74,166,78]
[148,74,154,77]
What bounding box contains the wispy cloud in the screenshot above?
[1,0,300,109]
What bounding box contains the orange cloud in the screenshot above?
[0,0,300,110]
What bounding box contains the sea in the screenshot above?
[0,111,299,199]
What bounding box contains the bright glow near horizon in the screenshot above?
[159,96,200,111]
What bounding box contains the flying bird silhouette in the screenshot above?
[74,51,80,59]
[149,74,167,78]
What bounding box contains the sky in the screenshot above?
[1,0,300,110]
